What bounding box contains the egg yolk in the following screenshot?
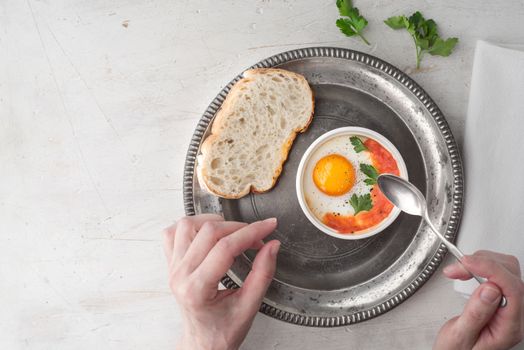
[313,154,355,196]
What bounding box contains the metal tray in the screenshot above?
[183,47,463,327]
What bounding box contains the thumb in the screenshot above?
[455,282,501,343]
[238,240,280,315]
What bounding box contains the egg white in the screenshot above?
[303,135,373,220]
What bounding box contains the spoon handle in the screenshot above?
[423,212,507,308]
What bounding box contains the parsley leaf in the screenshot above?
[360,163,378,185]
[350,136,367,153]
[429,37,459,56]
[364,178,376,186]
[384,11,458,68]
[348,193,373,215]
[336,0,370,45]
[383,15,408,29]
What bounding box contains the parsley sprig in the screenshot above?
[335,0,370,45]
[360,163,379,185]
[384,11,458,69]
[350,136,368,153]
[348,193,372,215]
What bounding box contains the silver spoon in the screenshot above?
[377,173,507,307]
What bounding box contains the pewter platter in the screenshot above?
[183,47,463,327]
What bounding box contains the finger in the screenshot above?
[462,255,524,332]
[462,255,523,298]
[182,221,248,272]
[474,250,521,276]
[163,225,176,263]
[174,214,224,231]
[238,240,280,315]
[195,218,278,292]
[444,252,523,281]
[443,261,472,280]
[250,240,265,250]
[455,282,502,344]
[215,288,238,301]
[173,214,224,267]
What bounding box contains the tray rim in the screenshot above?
[183,46,464,327]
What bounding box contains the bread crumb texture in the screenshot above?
[198,68,314,199]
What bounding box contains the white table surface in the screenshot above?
[2,0,524,349]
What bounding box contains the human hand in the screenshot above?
[434,250,524,350]
[163,214,280,350]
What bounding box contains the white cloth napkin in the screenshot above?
[454,40,524,296]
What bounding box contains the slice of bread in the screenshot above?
[196,68,314,199]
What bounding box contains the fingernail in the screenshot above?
[480,286,500,304]
[263,217,277,224]
[270,241,281,256]
[443,265,452,274]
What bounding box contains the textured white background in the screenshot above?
[2,0,524,349]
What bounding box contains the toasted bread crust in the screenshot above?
[197,68,315,199]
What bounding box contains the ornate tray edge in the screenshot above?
[182,47,464,327]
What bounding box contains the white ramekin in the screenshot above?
[296,127,408,240]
